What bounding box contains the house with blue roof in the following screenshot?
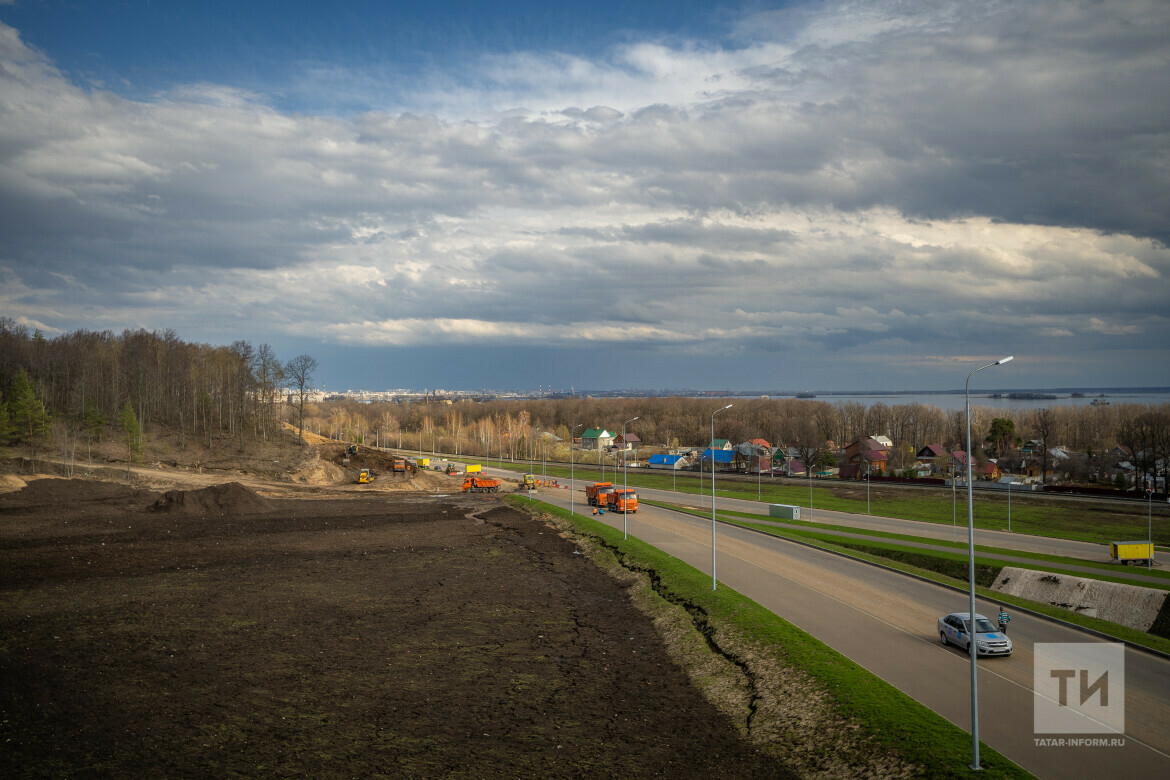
[648,453,689,471]
[699,448,737,472]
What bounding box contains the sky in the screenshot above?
[1,0,1168,393]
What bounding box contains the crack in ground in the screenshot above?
[586,532,763,736]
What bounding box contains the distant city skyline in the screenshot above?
[2,1,1168,392]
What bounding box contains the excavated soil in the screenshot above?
[0,478,793,778]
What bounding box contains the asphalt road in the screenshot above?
[513,474,1170,779]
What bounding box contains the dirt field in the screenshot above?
[0,474,795,777]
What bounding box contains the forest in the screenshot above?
[1,321,1167,487]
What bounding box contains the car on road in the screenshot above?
[938,612,1013,656]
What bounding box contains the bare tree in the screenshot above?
[1031,407,1054,484]
[284,354,319,444]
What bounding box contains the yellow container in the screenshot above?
[466,464,482,473]
[1110,541,1154,564]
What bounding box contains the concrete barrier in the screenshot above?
[991,567,1168,632]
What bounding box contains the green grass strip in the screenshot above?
[642,498,1170,586]
[696,505,1170,584]
[513,496,1030,778]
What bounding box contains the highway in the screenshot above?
[507,473,1170,778]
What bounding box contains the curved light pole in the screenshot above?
[623,416,639,539]
[570,424,583,517]
[711,404,733,590]
[964,355,1013,771]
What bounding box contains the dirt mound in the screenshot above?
[0,477,155,508]
[290,454,348,486]
[0,475,28,494]
[152,482,273,515]
[407,468,461,492]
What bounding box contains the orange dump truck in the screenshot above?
[462,476,501,493]
[606,488,638,513]
[392,458,406,473]
[585,482,614,506]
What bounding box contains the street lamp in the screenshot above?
[952,453,958,543]
[711,404,733,590]
[964,354,1013,771]
[623,416,639,539]
[1148,475,1155,571]
[570,424,583,518]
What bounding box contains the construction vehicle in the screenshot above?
[606,488,638,513]
[585,482,613,506]
[446,464,458,476]
[462,476,501,493]
[392,458,406,473]
[522,474,538,490]
[344,444,357,456]
[358,468,373,484]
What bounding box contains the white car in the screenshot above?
[938,612,1013,656]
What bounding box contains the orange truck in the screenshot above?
[392,458,406,473]
[462,476,501,493]
[606,488,638,513]
[585,482,613,506]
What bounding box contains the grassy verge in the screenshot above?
[514,496,1030,778]
[708,506,1170,578]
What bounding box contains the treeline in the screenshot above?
[0,320,315,457]
[303,394,1168,483]
[3,321,1166,485]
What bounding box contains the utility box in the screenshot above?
[769,504,801,520]
[1111,541,1154,566]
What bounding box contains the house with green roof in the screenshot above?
[581,428,613,450]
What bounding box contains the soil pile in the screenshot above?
[289,454,348,485]
[152,481,273,514]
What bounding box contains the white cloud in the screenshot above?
[0,1,1168,388]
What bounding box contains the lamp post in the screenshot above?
[570,424,583,518]
[964,354,1013,771]
[867,464,871,515]
[711,404,732,590]
[1148,476,1154,571]
[952,453,958,543]
[623,416,639,540]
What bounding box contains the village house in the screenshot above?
[840,437,890,479]
[580,428,613,450]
